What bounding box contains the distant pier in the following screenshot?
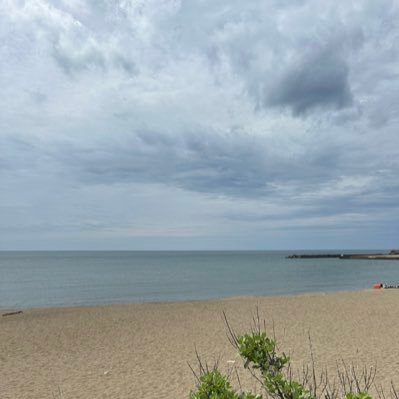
[287,250,399,260]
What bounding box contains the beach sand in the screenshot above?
[1,290,399,398]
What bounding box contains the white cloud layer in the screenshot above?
[1,0,399,249]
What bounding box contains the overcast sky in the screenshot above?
[1,0,399,250]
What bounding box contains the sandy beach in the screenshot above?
[1,290,399,399]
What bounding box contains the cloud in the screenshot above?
[53,129,320,198]
[1,0,399,248]
[1,0,137,76]
[266,45,353,115]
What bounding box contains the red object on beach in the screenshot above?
[373,283,383,289]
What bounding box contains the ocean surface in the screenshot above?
[1,250,399,309]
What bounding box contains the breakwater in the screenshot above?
[287,251,399,260]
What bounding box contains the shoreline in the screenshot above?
[0,287,377,313]
[1,290,398,398]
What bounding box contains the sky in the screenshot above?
[1,0,399,250]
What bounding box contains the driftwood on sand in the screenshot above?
[2,310,23,317]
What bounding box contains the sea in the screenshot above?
[1,250,399,309]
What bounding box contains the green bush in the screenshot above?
[189,314,380,399]
[190,369,260,399]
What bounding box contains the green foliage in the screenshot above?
[189,369,237,399]
[345,393,372,399]
[263,375,313,399]
[190,324,374,399]
[237,333,313,399]
[237,333,289,373]
[189,369,260,399]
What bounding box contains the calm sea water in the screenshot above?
[1,250,399,309]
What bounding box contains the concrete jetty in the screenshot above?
[287,250,399,260]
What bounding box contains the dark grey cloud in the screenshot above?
[58,131,301,197]
[266,46,353,115]
[51,127,367,203]
[199,3,367,117]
